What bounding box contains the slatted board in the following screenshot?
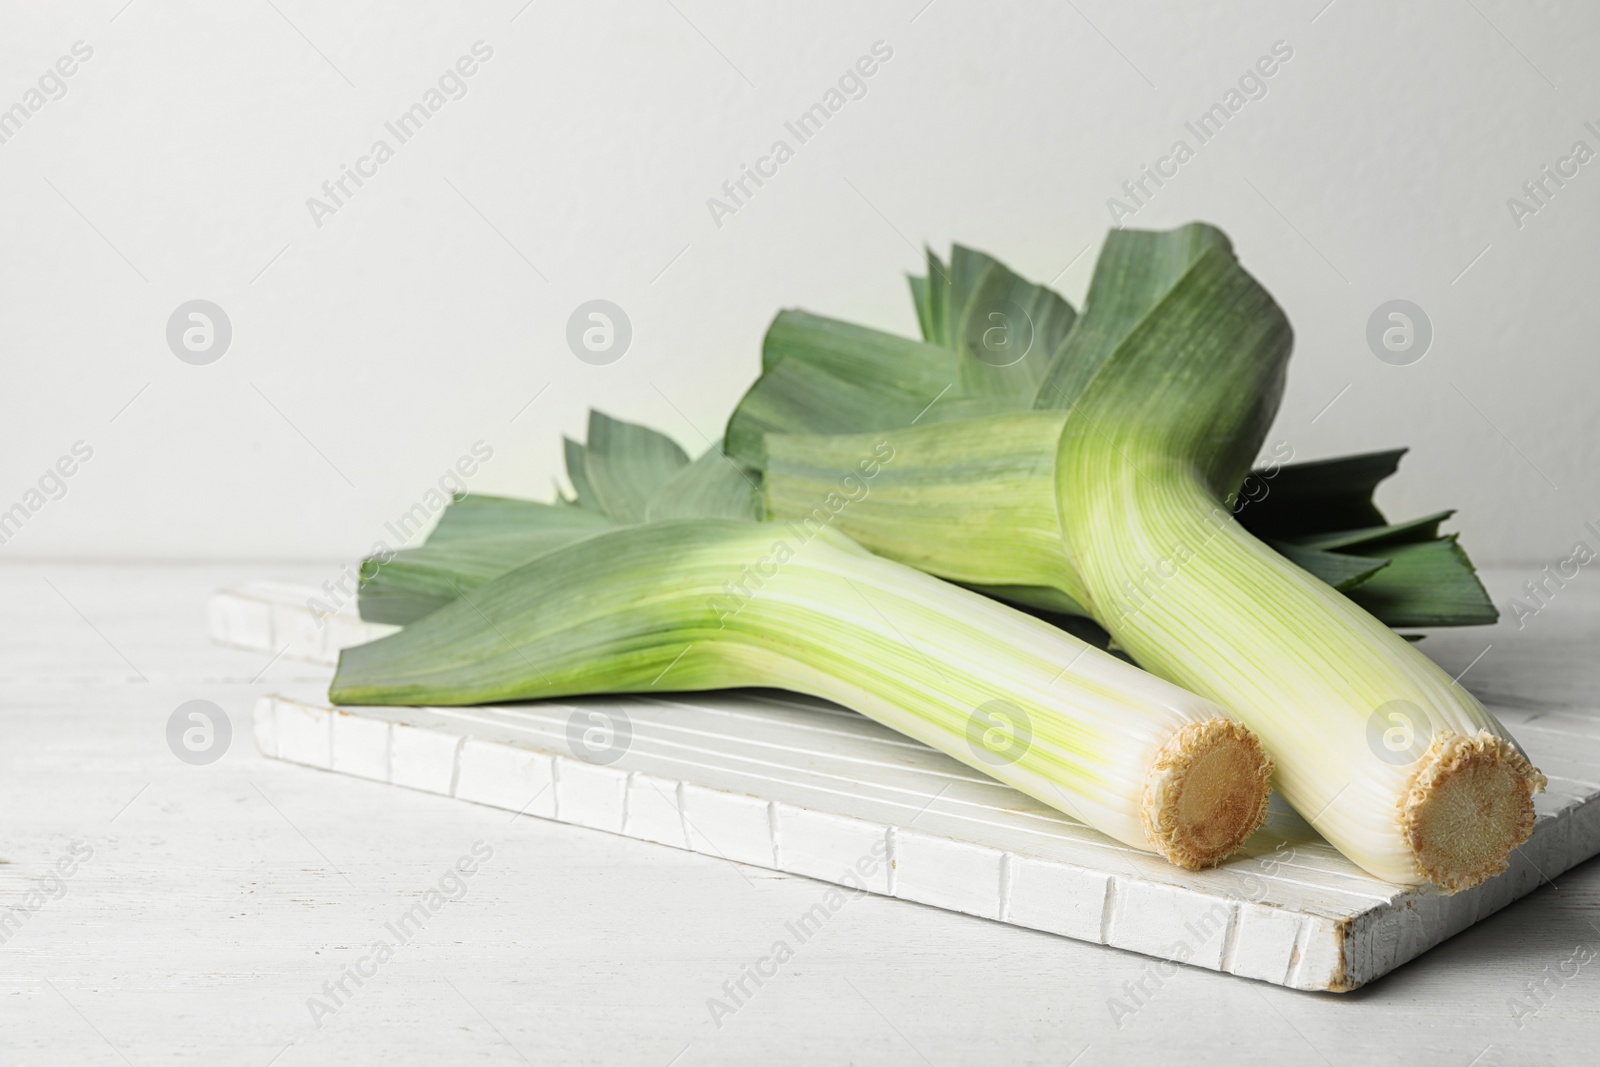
[210,581,1600,991]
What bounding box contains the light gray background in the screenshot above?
[1,0,1596,579]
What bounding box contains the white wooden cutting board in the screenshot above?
[210,581,1600,993]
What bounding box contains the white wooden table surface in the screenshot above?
[2,564,1596,1066]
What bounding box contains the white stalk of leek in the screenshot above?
[332,520,1273,870]
[740,225,1542,891]
[1060,447,1544,891]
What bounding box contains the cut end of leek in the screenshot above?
[1141,719,1274,870]
[1400,730,1547,893]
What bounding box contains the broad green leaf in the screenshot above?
[948,247,1077,404]
[1033,223,1231,411]
[646,442,763,522]
[918,248,950,346]
[908,272,935,345]
[1293,510,1454,552]
[360,433,760,624]
[583,411,690,524]
[360,530,606,624]
[425,494,613,545]
[1344,537,1498,627]
[338,523,755,704]
[1271,543,1390,591]
[724,312,961,467]
[1240,449,1405,539]
[731,246,1076,467]
[1056,238,1293,494]
[968,534,1496,630]
[365,491,619,623]
[763,411,1086,602]
[564,437,605,513]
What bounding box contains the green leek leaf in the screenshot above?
[1240,449,1404,538]
[645,440,763,522]
[359,531,598,624]
[725,312,964,466]
[1344,537,1499,627]
[1293,510,1454,552]
[563,437,605,514]
[1032,223,1230,411]
[939,246,1078,404]
[582,411,690,523]
[425,495,612,545]
[1270,543,1390,591]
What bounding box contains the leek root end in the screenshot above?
[1141,719,1274,870]
[1401,730,1546,893]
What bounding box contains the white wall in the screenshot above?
[1,0,1595,565]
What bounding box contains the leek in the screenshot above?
[357,413,761,624]
[331,518,1273,870]
[361,421,1492,637]
[726,224,1541,891]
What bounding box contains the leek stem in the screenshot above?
[1057,445,1543,890]
[331,520,1272,869]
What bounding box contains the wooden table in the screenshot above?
[2,564,1595,1065]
